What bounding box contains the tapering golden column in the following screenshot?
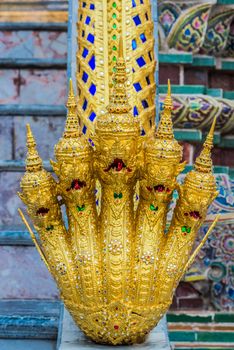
[76,0,156,135]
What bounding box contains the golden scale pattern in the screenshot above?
[18,40,219,345]
[76,0,156,138]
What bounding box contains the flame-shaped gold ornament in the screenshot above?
[18,42,219,345]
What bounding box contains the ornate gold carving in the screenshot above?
[18,45,218,345]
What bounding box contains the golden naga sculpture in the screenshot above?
[18,43,219,345]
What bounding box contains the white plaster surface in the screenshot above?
[58,308,171,350]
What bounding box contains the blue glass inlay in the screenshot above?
[132,39,137,50]
[133,106,139,116]
[133,82,142,92]
[89,83,96,96]
[88,55,96,70]
[146,76,150,85]
[82,71,88,83]
[87,33,95,44]
[82,2,86,7]
[82,30,85,37]
[136,56,146,67]
[208,30,214,39]
[90,3,95,9]
[82,125,87,134]
[85,16,91,25]
[190,35,196,43]
[82,47,88,58]
[140,33,146,43]
[88,138,95,147]
[141,129,146,136]
[132,0,136,7]
[140,0,144,3]
[89,111,96,121]
[82,99,88,111]
[133,15,141,26]
[142,99,149,108]
[132,68,135,73]
[185,28,191,36]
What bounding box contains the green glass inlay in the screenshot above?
[190,101,200,110]
[112,34,117,40]
[112,2,117,8]
[113,56,117,62]
[113,23,117,29]
[114,192,123,199]
[112,45,117,51]
[112,13,117,19]
[181,226,191,234]
[77,204,85,212]
[150,204,158,212]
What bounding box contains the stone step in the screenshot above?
[0,58,66,68]
[0,300,60,338]
[0,339,56,350]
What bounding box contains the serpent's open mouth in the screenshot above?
[67,179,86,191]
[185,211,202,220]
[105,158,132,172]
[36,207,49,216]
[147,184,171,193]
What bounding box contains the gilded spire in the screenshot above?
[194,117,216,173]
[64,79,80,138]
[107,36,131,114]
[25,124,42,172]
[156,79,174,140]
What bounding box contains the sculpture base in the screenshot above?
[57,307,171,350]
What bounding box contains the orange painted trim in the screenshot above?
[0,11,68,23]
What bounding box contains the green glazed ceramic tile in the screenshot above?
[159,53,193,64]
[193,55,216,67]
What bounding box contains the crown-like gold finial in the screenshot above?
[64,78,80,138]
[194,117,216,173]
[156,79,174,140]
[25,124,43,172]
[146,79,182,160]
[106,37,131,114]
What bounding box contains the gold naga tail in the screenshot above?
[18,44,219,345]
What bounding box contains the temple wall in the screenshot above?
[0,0,233,314]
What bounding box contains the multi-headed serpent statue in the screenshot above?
[18,41,219,345]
